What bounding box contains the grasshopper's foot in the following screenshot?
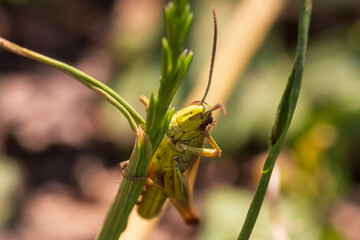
[120,160,147,181]
[204,120,217,134]
[120,160,129,174]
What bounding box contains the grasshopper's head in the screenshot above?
[176,101,225,132]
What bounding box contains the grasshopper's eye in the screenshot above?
[198,116,213,131]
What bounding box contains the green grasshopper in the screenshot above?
[136,99,223,226]
[134,9,225,226]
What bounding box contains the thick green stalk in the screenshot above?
[237,0,312,239]
[0,37,144,131]
[96,0,193,239]
[96,129,152,239]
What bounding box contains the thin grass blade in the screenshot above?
[238,0,312,239]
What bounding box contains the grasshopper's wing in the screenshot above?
[169,164,200,226]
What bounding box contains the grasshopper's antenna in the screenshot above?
[200,8,217,105]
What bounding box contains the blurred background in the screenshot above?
[0,0,360,239]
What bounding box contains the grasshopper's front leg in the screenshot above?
[177,134,221,158]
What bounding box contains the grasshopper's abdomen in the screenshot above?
[137,184,167,219]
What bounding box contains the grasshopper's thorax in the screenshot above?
[167,102,213,142]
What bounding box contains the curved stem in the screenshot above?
[0,37,144,131]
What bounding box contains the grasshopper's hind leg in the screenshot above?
[169,197,200,226]
[166,166,200,226]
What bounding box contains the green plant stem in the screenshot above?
[146,1,193,151]
[0,37,144,131]
[96,128,152,240]
[237,0,312,239]
[96,1,193,239]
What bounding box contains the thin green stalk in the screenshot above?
[146,0,193,150]
[0,37,144,131]
[238,0,312,239]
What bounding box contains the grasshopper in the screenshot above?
[123,9,224,226]
[136,98,224,226]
